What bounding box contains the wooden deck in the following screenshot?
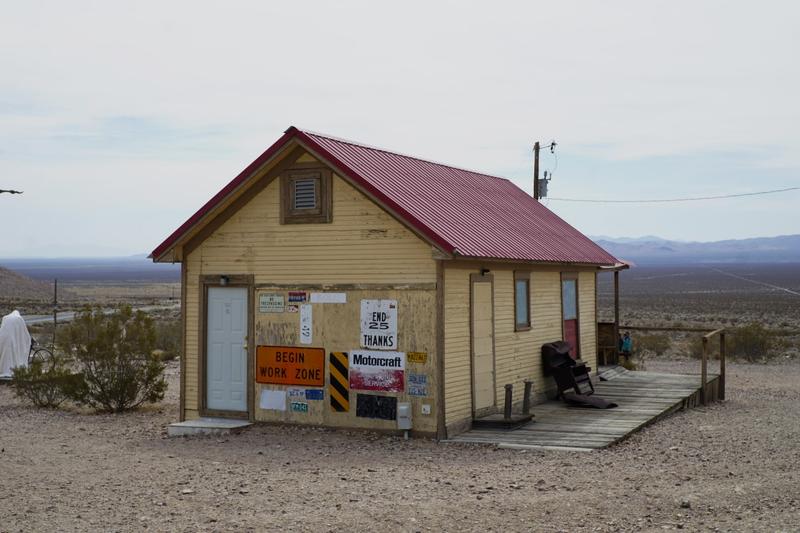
[447,368,721,451]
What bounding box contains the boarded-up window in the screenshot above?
[281,166,332,224]
[514,271,530,331]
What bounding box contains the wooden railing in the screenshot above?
[608,324,727,406]
[701,328,726,405]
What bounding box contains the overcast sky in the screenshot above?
[1,1,798,257]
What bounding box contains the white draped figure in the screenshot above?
[0,310,32,378]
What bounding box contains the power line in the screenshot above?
[548,186,800,204]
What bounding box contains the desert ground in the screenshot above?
[1,263,799,532]
[1,358,799,532]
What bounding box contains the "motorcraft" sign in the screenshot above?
[349,350,405,392]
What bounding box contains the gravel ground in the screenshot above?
[1,359,799,532]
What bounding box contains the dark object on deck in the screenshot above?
[541,341,594,397]
[503,384,513,419]
[562,392,618,409]
[473,380,535,430]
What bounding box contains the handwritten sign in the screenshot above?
[360,299,398,350]
[299,304,312,344]
[256,346,325,386]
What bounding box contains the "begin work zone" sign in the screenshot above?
[256,346,325,386]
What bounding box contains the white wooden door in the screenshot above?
[471,278,495,413]
[206,287,248,413]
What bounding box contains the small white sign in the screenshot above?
[299,304,312,345]
[310,292,347,304]
[360,299,398,350]
[259,293,285,313]
[259,389,286,411]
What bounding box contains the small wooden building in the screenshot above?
[151,127,619,438]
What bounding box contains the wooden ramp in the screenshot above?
[447,369,721,451]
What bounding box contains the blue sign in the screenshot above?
[408,373,427,385]
[305,389,324,401]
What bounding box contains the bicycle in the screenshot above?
[28,338,54,364]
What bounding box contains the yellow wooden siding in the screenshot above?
[183,250,201,419]
[443,263,598,434]
[192,172,437,284]
[182,157,438,424]
[493,269,563,411]
[579,271,597,370]
[443,265,472,427]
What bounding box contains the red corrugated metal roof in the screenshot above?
[151,126,618,266]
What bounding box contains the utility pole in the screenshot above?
[52,279,58,347]
[533,142,540,200]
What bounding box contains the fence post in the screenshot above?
[504,384,513,420]
[701,336,708,406]
[522,380,533,415]
[719,331,726,401]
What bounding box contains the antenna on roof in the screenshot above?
[533,141,556,200]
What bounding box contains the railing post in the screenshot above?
[701,336,708,406]
[719,332,726,401]
[613,270,620,365]
[522,380,533,415]
[504,384,513,420]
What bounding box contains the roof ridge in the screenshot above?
[296,127,510,182]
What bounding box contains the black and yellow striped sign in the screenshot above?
[329,352,349,412]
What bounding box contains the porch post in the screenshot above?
[613,270,620,364]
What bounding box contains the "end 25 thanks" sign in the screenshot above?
[360,299,398,350]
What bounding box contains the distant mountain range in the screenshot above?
[592,234,800,264]
[0,255,179,282]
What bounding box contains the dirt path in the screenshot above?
[1,360,799,532]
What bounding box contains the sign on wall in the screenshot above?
[259,293,285,313]
[310,292,347,304]
[349,350,405,392]
[356,394,398,420]
[299,304,312,344]
[256,346,325,386]
[360,299,398,350]
[259,389,286,411]
[329,352,350,412]
[407,351,427,364]
[408,372,428,397]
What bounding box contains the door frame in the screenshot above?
[469,272,496,417]
[560,272,581,358]
[198,274,255,420]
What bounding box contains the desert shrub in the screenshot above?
[689,335,720,360]
[10,354,82,408]
[634,334,671,357]
[729,323,774,362]
[60,306,166,412]
[153,318,181,361]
